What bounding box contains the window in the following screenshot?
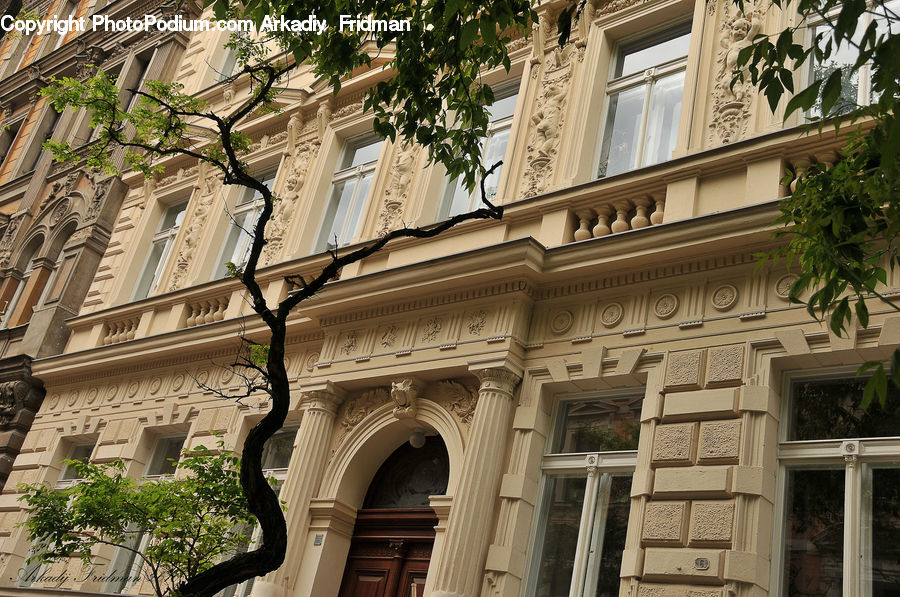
[50,1,79,51]
[25,109,61,172]
[215,171,275,278]
[527,394,641,597]
[0,119,23,168]
[216,46,239,82]
[0,236,41,329]
[316,137,383,251]
[440,84,518,219]
[58,442,95,484]
[807,1,900,117]
[597,26,690,178]
[134,202,187,300]
[122,57,151,112]
[144,436,185,477]
[104,529,150,594]
[775,373,900,596]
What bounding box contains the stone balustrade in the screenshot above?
[572,195,665,242]
[183,294,230,328]
[101,317,139,345]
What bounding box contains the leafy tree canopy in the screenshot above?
[733,0,900,406]
[18,446,256,597]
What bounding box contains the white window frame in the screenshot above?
[143,435,186,479]
[771,367,900,597]
[439,81,519,220]
[104,528,151,594]
[596,24,690,178]
[316,137,383,251]
[805,0,899,118]
[525,392,640,597]
[133,201,187,300]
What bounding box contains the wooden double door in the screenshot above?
[337,508,438,597]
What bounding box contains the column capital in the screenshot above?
[299,381,346,414]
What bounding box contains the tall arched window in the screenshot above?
[2,235,43,329]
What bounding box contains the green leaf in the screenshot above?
[820,68,845,115]
[785,80,823,117]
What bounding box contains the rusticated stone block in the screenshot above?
[643,548,724,583]
[705,345,744,387]
[665,350,706,391]
[662,388,739,422]
[689,501,735,546]
[698,421,741,463]
[643,501,688,545]
[654,466,732,499]
[652,423,697,466]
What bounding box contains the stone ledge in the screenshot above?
[654,466,733,499]
[642,547,724,584]
[662,388,739,422]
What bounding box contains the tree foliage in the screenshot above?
[18,447,255,597]
[733,0,900,405]
[35,2,538,594]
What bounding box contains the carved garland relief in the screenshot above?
[376,143,419,237]
[169,173,221,291]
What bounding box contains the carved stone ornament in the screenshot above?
[595,0,642,17]
[549,309,574,335]
[422,317,443,343]
[711,284,739,311]
[654,293,679,319]
[708,4,763,145]
[522,45,575,198]
[0,381,28,426]
[377,144,418,236]
[775,274,798,299]
[600,302,625,328]
[84,170,114,223]
[0,213,24,268]
[48,198,70,227]
[390,377,422,420]
[340,330,359,356]
[169,173,219,291]
[466,309,487,336]
[263,135,320,265]
[331,99,364,120]
[439,380,478,426]
[380,324,398,348]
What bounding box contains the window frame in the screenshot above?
[214,169,277,279]
[596,23,691,179]
[143,435,186,479]
[133,200,188,300]
[524,391,641,597]
[772,367,900,596]
[438,79,520,220]
[315,135,383,252]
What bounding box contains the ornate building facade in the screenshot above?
[0,0,897,597]
[0,0,193,490]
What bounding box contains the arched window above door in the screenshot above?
[363,435,450,509]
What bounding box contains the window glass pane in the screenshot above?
[533,475,585,597]
[554,396,642,453]
[869,467,900,594]
[134,240,166,300]
[320,179,356,248]
[783,468,844,597]
[642,70,685,167]
[487,92,518,120]
[261,429,296,471]
[443,176,470,218]
[481,127,510,200]
[59,444,94,481]
[343,172,373,242]
[145,437,185,476]
[345,139,383,168]
[790,378,900,440]
[809,24,862,116]
[598,86,645,178]
[617,30,690,77]
[586,474,631,597]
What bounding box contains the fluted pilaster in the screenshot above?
[256,383,345,597]
[431,366,521,597]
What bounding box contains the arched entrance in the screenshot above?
[337,435,449,597]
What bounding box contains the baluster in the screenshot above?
[650,196,665,225]
[574,210,594,242]
[592,206,611,237]
[631,198,650,229]
[611,201,630,234]
[204,300,216,324]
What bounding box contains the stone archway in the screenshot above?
[336,436,449,597]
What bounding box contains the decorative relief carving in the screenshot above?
[331,100,364,120]
[304,352,319,371]
[437,380,478,426]
[774,274,798,299]
[595,0,642,17]
[654,294,679,320]
[0,213,24,268]
[522,45,575,198]
[334,388,389,449]
[422,317,443,343]
[466,309,487,336]
[170,173,219,291]
[263,134,320,264]
[709,5,763,144]
[711,284,739,311]
[390,377,422,420]
[84,170,114,224]
[49,198,70,226]
[377,143,418,236]
[340,331,359,356]
[380,324,398,348]
[0,381,27,425]
[600,302,624,328]
[549,309,574,335]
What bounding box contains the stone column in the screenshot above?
[431,366,521,597]
[253,382,344,597]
